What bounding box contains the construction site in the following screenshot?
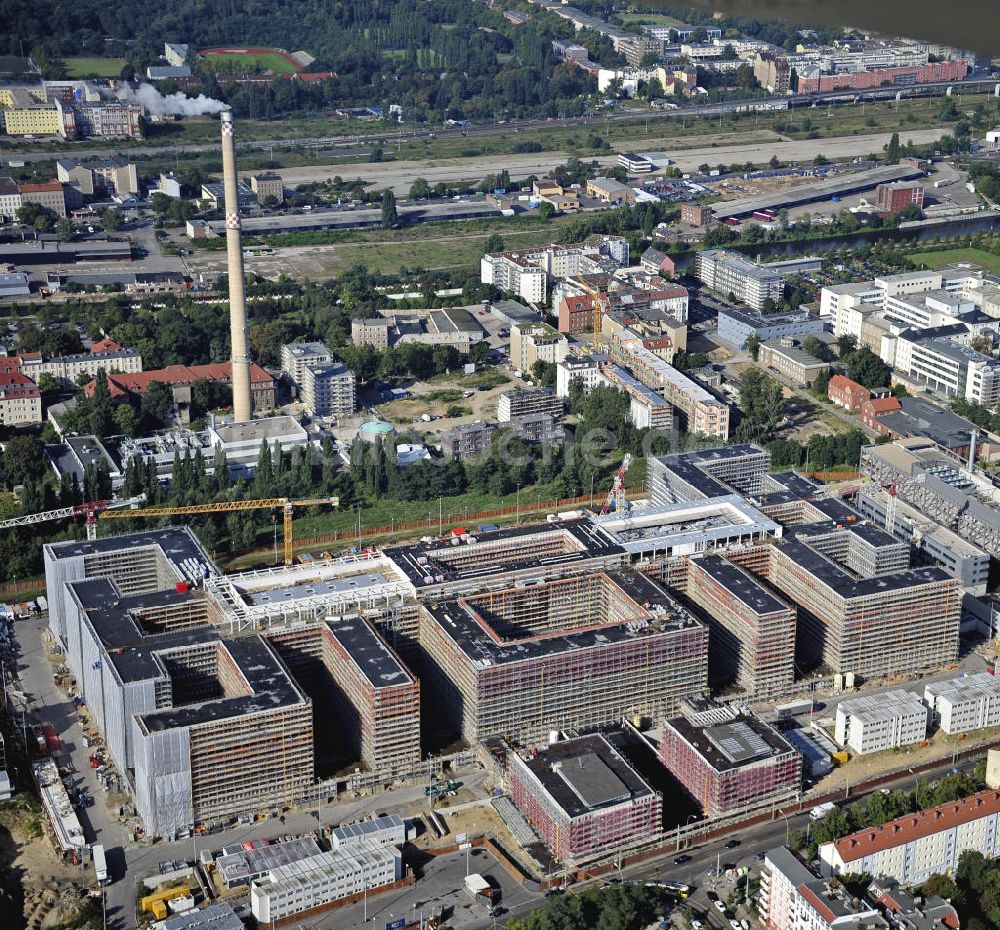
[30,437,996,845]
[419,569,709,746]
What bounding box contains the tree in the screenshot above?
[56,217,74,242]
[801,335,827,360]
[736,368,785,442]
[113,403,139,437]
[745,333,761,361]
[539,201,556,220]
[844,347,891,389]
[408,178,430,200]
[89,369,115,438]
[3,435,46,487]
[140,380,175,431]
[380,190,397,229]
[885,132,901,165]
[836,334,858,357]
[102,208,123,232]
[484,232,505,253]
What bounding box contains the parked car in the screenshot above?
[725,839,741,849]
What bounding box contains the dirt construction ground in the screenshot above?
[266,129,945,195]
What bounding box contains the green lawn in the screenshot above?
[199,50,300,74]
[62,57,126,78]
[908,247,1000,276]
[617,12,686,27]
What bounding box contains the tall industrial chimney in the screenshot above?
[220,110,253,423]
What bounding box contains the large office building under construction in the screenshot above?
[420,569,708,744]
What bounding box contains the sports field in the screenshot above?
[199,47,302,74]
[908,247,1000,275]
[63,57,126,78]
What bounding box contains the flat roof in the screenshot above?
[323,617,412,689]
[44,526,214,579]
[383,519,624,589]
[514,733,654,819]
[692,554,789,616]
[665,712,796,772]
[424,568,702,666]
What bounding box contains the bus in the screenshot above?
[92,844,109,886]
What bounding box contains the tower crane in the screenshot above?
[0,495,147,541]
[99,496,339,565]
[600,453,632,515]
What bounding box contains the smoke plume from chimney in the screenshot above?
[117,83,227,117]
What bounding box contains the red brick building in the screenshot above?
[557,294,595,334]
[681,203,713,227]
[859,395,903,432]
[828,374,870,412]
[876,182,925,216]
[795,58,969,94]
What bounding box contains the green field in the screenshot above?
[617,12,687,27]
[62,57,126,78]
[908,247,1000,275]
[200,49,300,74]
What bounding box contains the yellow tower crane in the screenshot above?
[99,496,339,565]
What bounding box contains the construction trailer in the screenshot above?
[419,569,708,746]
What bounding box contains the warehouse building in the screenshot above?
[834,691,928,755]
[924,672,1000,735]
[685,555,796,700]
[819,788,1000,883]
[419,568,707,745]
[507,733,661,863]
[659,703,802,818]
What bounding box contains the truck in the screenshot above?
[92,843,109,886]
[465,874,500,907]
[775,699,814,719]
[41,723,60,755]
[809,802,836,821]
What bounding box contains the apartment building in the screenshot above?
[510,321,568,370]
[924,672,1000,735]
[556,355,605,398]
[0,371,42,425]
[599,364,674,431]
[819,788,1000,883]
[612,340,730,439]
[761,846,958,930]
[834,691,928,754]
[73,102,142,139]
[0,88,74,137]
[497,387,563,423]
[281,341,334,389]
[507,734,661,863]
[695,251,822,311]
[441,421,497,460]
[56,158,139,199]
[480,253,546,303]
[301,363,356,418]
[659,705,801,818]
[20,345,142,385]
[18,181,67,218]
